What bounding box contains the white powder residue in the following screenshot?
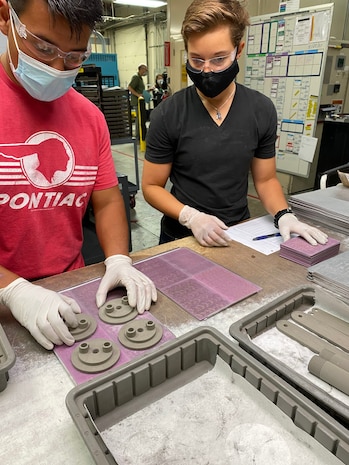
[101,357,341,465]
[167,291,285,340]
[1,356,94,465]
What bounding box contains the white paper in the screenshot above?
[298,135,318,163]
[293,16,312,46]
[279,0,300,13]
[227,216,283,255]
[311,10,331,42]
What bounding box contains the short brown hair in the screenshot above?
[181,0,250,51]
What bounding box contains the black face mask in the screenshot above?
[186,59,239,98]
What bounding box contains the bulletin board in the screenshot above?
[244,4,333,177]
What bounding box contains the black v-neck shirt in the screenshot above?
[146,83,277,236]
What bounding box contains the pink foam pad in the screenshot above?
[280,236,340,266]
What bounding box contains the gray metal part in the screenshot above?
[71,338,120,373]
[310,307,349,337]
[291,311,349,352]
[118,319,163,350]
[318,349,349,373]
[308,355,349,396]
[99,296,138,324]
[276,320,345,356]
[69,314,98,341]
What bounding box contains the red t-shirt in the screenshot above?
[0,65,118,279]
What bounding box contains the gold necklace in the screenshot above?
[201,86,236,120]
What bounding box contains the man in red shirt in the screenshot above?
[0,0,157,350]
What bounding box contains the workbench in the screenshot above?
[1,230,348,465]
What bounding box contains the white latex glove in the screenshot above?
[96,255,157,313]
[278,213,328,245]
[0,278,81,350]
[179,205,231,247]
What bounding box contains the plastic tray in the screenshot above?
[0,324,16,392]
[66,326,349,465]
[229,286,349,428]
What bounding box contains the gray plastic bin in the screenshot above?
[229,286,349,428]
[0,324,16,392]
[66,326,349,465]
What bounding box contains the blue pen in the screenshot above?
[252,232,282,241]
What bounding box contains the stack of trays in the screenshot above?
[279,236,340,266]
[288,185,349,234]
[308,250,349,299]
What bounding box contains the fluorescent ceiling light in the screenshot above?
[114,0,167,7]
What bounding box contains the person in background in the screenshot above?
[142,0,328,248]
[128,63,148,109]
[152,73,165,107]
[0,0,157,350]
[128,63,149,136]
[152,72,171,107]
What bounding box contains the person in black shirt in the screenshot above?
[142,0,328,248]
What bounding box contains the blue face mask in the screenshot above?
[8,13,80,101]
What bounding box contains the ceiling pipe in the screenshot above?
[97,10,166,32]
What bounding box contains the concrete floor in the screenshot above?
[111,142,268,253]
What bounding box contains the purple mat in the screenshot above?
[134,247,261,320]
[54,280,175,385]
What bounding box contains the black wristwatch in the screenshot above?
[274,208,294,229]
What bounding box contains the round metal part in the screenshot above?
[69,313,97,341]
[118,319,163,350]
[71,338,120,373]
[99,296,138,324]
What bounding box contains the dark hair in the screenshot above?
[181,0,250,51]
[9,0,103,35]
